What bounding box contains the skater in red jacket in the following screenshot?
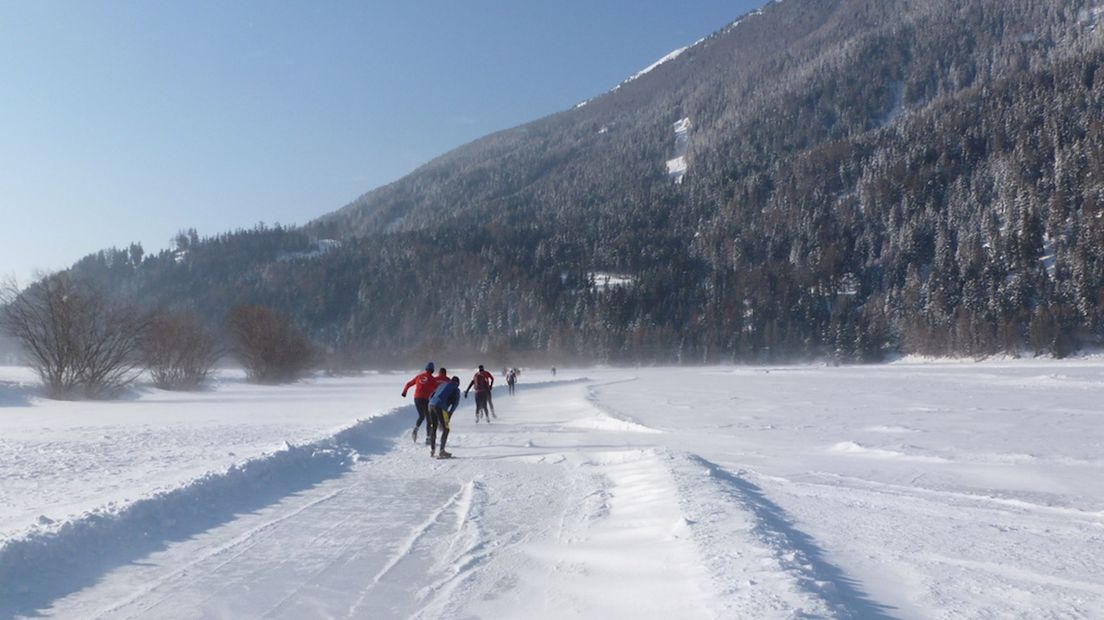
[402,362,439,444]
[464,364,497,422]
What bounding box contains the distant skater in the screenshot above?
[477,364,496,417]
[507,368,517,395]
[427,376,461,458]
[465,364,496,422]
[551,366,556,377]
[402,362,439,444]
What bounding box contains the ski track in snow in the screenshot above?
[104,485,354,620]
[344,481,474,618]
[3,363,1103,618]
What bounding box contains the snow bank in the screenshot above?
[0,409,408,614]
[828,440,950,463]
[0,369,409,541]
[581,377,662,434]
[563,415,662,434]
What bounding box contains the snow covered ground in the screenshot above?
[1,361,1102,618]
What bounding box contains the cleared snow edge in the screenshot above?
[0,408,408,611]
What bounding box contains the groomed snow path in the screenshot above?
[10,379,869,619]
[9,362,1104,619]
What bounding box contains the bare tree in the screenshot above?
[226,305,314,383]
[140,310,221,390]
[0,274,146,399]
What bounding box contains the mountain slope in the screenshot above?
[71,0,1104,364]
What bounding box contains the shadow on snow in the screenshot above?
[0,381,33,408]
[687,454,899,620]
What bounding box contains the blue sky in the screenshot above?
[1,1,764,284]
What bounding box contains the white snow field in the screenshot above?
[1,361,1102,619]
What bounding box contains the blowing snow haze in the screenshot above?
[28,0,1104,364]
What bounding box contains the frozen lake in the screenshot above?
[1,361,1101,618]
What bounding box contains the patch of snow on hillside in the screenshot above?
[278,239,342,262]
[1040,237,1057,279]
[839,272,860,296]
[666,117,692,183]
[666,156,688,180]
[1080,4,1104,28]
[591,272,635,290]
[882,80,906,126]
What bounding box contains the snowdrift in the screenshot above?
[0,408,409,617]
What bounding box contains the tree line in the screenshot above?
[1,274,317,399]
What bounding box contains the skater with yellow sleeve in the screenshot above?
[427,376,461,458]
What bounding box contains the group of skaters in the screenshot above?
[401,363,519,459]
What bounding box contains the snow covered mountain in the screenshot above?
[71,0,1104,364]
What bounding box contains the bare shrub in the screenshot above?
[0,274,146,399]
[140,310,221,389]
[226,305,314,383]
